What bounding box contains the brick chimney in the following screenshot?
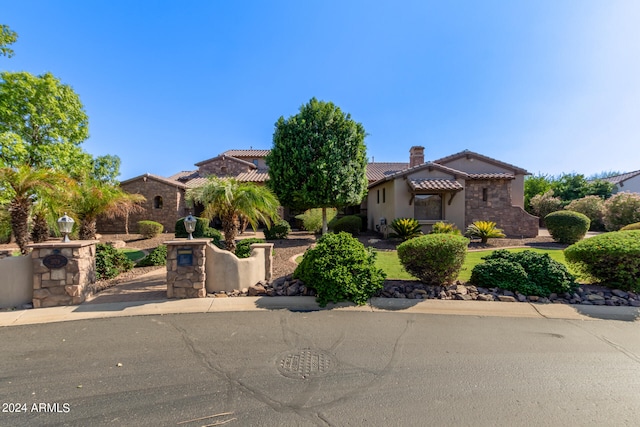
[409,146,425,168]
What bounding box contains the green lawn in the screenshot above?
[376,248,571,282]
[120,248,146,262]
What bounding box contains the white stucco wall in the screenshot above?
[0,255,33,309]
[205,243,266,293]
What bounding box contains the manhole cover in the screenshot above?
[277,348,335,379]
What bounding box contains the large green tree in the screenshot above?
[266,98,368,234]
[0,165,73,254]
[0,71,90,177]
[0,25,18,58]
[186,177,280,252]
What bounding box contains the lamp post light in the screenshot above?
[57,213,74,243]
[184,214,197,240]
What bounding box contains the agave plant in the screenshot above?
[388,218,423,241]
[430,221,461,235]
[465,221,506,244]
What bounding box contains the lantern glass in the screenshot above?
[184,214,197,239]
[57,213,75,242]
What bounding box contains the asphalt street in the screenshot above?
[1,311,639,426]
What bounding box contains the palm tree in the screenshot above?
[73,179,145,240]
[187,177,280,252]
[0,165,73,254]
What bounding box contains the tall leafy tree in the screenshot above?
[0,71,90,177]
[266,98,368,234]
[0,24,18,58]
[0,165,73,254]
[524,173,552,213]
[186,177,280,252]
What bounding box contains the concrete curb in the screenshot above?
[1,296,638,327]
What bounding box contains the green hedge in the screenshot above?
[137,245,167,267]
[138,220,163,238]
[96,244,134,280]
[235,238,265,259]
[471,249,576,296]
[544,211,590,244]
[564,230,640,291]
[330,215,362,236]
[294,232,386,307]
[397,234,469,286]
[263,219,290,240]
[621,222,640,231]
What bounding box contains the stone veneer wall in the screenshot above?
[198,157,252,176]
[465,179,538,238]
[166,240,207,298]
[29,241,97,308]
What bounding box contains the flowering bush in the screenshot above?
[603,192,640,231]
[565,196,605,231]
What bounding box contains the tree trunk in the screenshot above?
[321,207,328,235]
[223,213,238,253]
[79,218,97,240]
[31,213,50,243]
[125,211,130,234]
[9,199,31,255]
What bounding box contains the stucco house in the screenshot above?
[601,170,640,194]
[99,146,538,237]
[366,146,538,237]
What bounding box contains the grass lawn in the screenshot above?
[120,248,146,262]
[376,248,571,282]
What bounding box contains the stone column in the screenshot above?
[165,239,208,298]
[28,241,97,308]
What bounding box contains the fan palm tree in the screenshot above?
[73,179,145,240]
[0,165,73,254]
[186,177,280,252]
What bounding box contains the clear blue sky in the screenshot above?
[3,1,639,180]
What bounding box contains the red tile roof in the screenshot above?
[601,170,640,185]
[408,179,464,191]
[366,162,409,182]
[222,149,271,157]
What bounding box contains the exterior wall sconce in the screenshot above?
[184,214,197,240]
[57,213,75,243]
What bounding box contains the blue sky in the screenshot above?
[3,1,639,180]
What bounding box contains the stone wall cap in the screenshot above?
[165,239,211,246]
[28,241,99,249]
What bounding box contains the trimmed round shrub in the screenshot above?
[603,192,640,231]
[263,219,290,240]
[235,238,265,259]
[330,215,362,236]
[621,222,640,231]
[473,249,576,296]
[294,232,386,307]
[96,243,134,280]
[138,220,163,238]
[137,245,167,267]
[565,196,605,231]
[544,211,590,244]
[397,234,469,286]
[564,230,640,291]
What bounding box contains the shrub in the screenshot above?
[621,222,640,231]
[0,208,11,244]
[544,211,590,244]
[472,249,576,296]
[564,230,640,291]
[295,208,337,233]
[235,238,265,259]
[263,219,290,240]
[603,192,640,231]
[465,221,505,244]
[137,220,163,238]
[330,215,362,236]
[397,234,469,286]
[137,245,167,267]
[294,232,386,307]
[430,221,461,235]
[565,196,606,231]
[175,217,223,246]
[529,190,563,224]
[96,243,134,280]
[389,218,423,241]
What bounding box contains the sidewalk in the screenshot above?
[1,293,638,327]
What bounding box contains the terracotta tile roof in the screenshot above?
[222,149,271,157]
[168,170,200,181]
[600,170,640,185]
[235,169,270,182]
[433,149,529,174]
[194,154,257,168]
[368,162,471,189]
[120,173,187,189]
[408,179,464,191]
[366,162,409,182]
[467,173,515,180]
[183,177,210,188]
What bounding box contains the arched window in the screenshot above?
[153,196,163,209]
